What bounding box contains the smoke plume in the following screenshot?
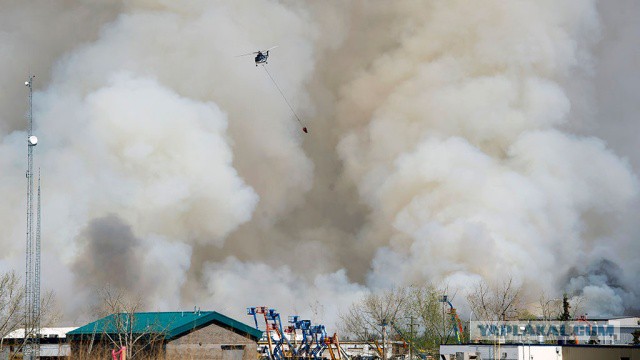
[0,0,639,327]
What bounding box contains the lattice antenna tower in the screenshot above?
[36,169,42,342]
[24,75,40,360]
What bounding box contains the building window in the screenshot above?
[222,345,245,350]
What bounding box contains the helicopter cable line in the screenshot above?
[262,64,308,134]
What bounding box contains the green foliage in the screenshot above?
[339,283,460,358]
[558,293,571,321]
[405,283,455,354]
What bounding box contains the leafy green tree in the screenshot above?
[558,293,571,321]
[404,283,458,357]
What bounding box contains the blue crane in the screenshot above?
[248,307,298,360]
[439,296,465,344]
[288,316,314,357]
[309,325,328,359]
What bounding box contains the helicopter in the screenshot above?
[237,46,278,66]
[236,46,309,134]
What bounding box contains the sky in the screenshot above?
[0,0,639,328]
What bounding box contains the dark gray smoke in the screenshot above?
[564,259,638,316]
[72,215,142,293]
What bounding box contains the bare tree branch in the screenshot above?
[339,287,410,346]
[467,276,524,321]
[90,285,166,359]
[0,271,24,347]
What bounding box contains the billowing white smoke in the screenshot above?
[0,0,638,328]
[0,0,319,323]
[203,258,368,325]
[334,1,639,315]
[33,71,260,311]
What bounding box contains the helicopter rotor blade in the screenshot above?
[262,46,278,52]
[235,51,260,57]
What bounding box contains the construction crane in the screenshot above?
[249,308,350,360]
[287,316,314,358]
[268,309,296,359]
[372,340,383,358]
[248,307,300,360]
[576,315,599,344]
[324,333,351,360]
[439,296,465,344]
[309,325,328,360]
[248,307,274,359]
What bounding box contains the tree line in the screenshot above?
[0,268,590,359]
[338,277,585,357]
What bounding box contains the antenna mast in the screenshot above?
[24,75,40,360]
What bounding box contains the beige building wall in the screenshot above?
[563,346,639,360]
[441,344,640,360]
[165,323,258,360]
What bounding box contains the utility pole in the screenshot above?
[408,316,414,360]
[441,296,446,345]
[381,319,388,360]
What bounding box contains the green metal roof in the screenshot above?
[67,311,262,341]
